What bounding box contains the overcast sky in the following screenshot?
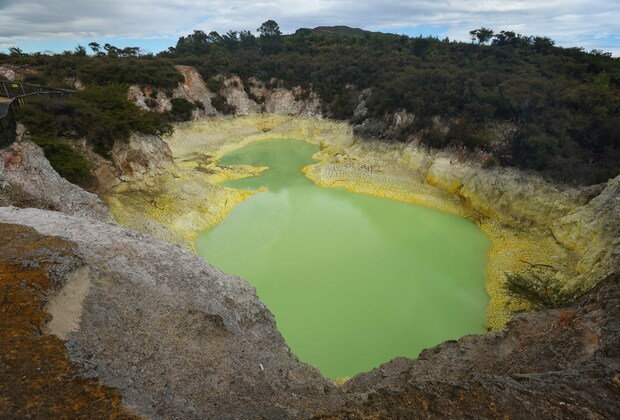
[1,0,619,55]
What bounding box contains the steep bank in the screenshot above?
[129,66,322,120]
[103,115,350,248]
[104,115,618,329]
[0,126,111,222]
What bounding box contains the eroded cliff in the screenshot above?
[128,65,322,120]
[0,126,111,222]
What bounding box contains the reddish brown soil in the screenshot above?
[0,223,138,418]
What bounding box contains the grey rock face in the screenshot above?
[83,132,174,192]
[218,75,262,115]
[0,64,40,82]
[553,175,620,285]
[0,133,111,222]
[128,66,218,118]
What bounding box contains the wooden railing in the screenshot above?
[0,80,76,147]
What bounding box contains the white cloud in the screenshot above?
[0,0,618,54]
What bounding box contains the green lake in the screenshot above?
[195,139,490,379]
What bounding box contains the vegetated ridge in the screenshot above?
[2,22,619,184]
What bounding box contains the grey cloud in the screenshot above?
[0,0,618,55]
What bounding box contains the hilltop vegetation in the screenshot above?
[163,22,620,184]
[2,47,183,88]
[1,45,181,185]
[1,22,619,184]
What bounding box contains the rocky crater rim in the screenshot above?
[2,211,617,418]
[103,114,619,330]
[2,63,618,419]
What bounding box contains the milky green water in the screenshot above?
[195,139,490,379]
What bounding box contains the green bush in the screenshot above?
[210,95,235,114]
[206,78,223,93]
[145,98,158,109]
[422,128,449,148]
[16,85,173,156]
[247,91,264,104]
[170,97,197,121]
[481,154,499,168]
[330,92,355,119]
[31,135,93,187]
[66,56,183,88]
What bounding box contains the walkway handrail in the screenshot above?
[0,80,76,147]
[0,80,75,100]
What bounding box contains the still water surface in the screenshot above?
[196,139,490,379]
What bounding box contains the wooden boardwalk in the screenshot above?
[0,98,10,117]
[1,81,75,146]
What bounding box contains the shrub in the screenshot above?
[247,91,264,104]
[31,135,93,187]
[145,98,158,109]
[210,95,235,114]
[75,57,183,88]
[422,128,449,148]
[170,97,197,121]
[206,78,223,93]
[330,92,355,119]
[16,85,173,156]
[481,154,499,168]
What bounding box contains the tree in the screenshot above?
[222,30,239,50]
[175,30,211,54]
[239,30,256,48]
[8,46,24,57]
[207,31,223,43]
[182,30,208,45]
[88,42,102,55]
[74,45,87,56]
[257,20,282,54]
[533,36,555,53]
[492,31,517,46]
[411,37,432,57]
[103,43,120,57]
[257,20,281,38]
[590,49,612,58]
[469,27,494,45]
[120,47,140,57]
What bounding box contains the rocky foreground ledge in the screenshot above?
[0,207,337,418]
[1,206,619,418]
